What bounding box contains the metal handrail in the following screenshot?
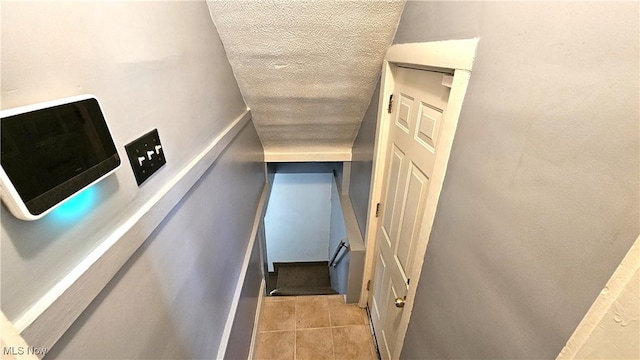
[329,238,350,267]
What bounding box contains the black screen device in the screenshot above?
[0,95,120,220]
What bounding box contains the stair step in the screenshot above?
[270,262,337,296]
[273,261,329,273]
[270,287,337,296]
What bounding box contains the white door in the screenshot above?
[370,67,451,360]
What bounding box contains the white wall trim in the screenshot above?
[557,234,640,359]
[358,60,396,310]
[14,109,253,355]
[264,148,352,162]
[248,279,266,360]
[217,183,271,359]
[385,39,478,72]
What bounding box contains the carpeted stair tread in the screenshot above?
[277,265,332,288]
[270,262,337,296]
[270,286,337,296]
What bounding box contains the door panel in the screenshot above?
[415,102,443,152]
[371,250,390,358]
[370,67,451,359]
[372,251,388,321]
[381,146,405,247]
[395,94,413,133]
[396,165,429,277]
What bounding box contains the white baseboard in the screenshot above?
[248,279,266,360]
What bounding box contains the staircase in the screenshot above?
[269,261,338,296]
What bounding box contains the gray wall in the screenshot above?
[349,81,380,239]
[45,122,265,359]
[392,2,639,359]
[2,1,267,358]
[1,1,247,320]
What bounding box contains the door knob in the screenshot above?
[394,297,406,308]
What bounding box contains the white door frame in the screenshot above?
[359,39,479,357]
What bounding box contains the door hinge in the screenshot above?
[387,94,393,114]
[375,203,381,217]
[366,280,371,291]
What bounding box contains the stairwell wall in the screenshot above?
[349,81,380,240]
[264,173,333,271]
[2,1,266,358]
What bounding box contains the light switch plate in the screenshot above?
[124,129,166,186]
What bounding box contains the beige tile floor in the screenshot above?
[255,295,379,360]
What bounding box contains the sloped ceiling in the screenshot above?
[207,1,405,161]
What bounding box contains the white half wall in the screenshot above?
[265,173,332,271]
[329,176,348,295]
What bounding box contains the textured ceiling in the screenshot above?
[207,1,405,160]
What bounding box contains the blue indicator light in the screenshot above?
[49,187,97,222]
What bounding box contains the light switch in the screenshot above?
[124,129,166,186]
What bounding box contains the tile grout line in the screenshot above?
[272,323,366,332]
[260,329,304,334]
[327,297,336,360]
[294,296,297,360]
